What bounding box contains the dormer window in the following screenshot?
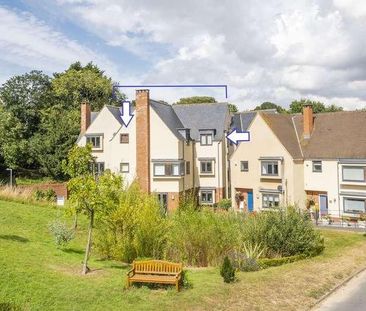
[200,133,213,146]
[86,134,103,151]
[199,129,215,146]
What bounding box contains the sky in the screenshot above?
[0,0,366,110]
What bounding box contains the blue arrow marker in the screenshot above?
[226,128,250,145]
[120,100,134,127]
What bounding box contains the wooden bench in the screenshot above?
[127,260,183,291]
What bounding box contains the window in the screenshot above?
[186,161,190,175]
[120,162,129,173]
[86,135,102,150]
[201,190,214,204]
[120,133,129,144]
[153,163,182,177]
[200,161,213,174]
[342,166,365,182]
[261,161,279,176]
[157,193,168,216]
[344,197,366,213]
[240,161,249,172]
[90,162,105,176]
[312,161,322,172]
[200,134,213,146]
[262,193,280,208]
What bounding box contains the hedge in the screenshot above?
[257,254,307,269]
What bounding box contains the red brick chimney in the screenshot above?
[135,89,151,193]
[303,103,313,139]
[81,101,91,133]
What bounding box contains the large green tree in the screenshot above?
[176,96,239,113]
[52,61,123,111]
[289,99,343,114]
[254,102,286,113]
[0,71,54,171]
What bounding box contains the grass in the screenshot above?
[15,177,56,186]
[1,201,366,311]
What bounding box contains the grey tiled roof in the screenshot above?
[232,112,256,131]
[172,103,230,140]
[150,100,185,140]
[91,112,99,125]
[105,105,123,124]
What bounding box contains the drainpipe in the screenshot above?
[217,140,221,203]
[337,160,341,224]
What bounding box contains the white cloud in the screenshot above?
[11,1,366,110]
[0,6,117,80]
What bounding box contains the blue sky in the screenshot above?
[1,0,366,109]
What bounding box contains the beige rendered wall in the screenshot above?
[150,108,184,194]
[78,106,137,186]
[230,114,303,210]
[304,160,339,215]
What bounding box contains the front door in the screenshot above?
[247,191,254,212]
[157,193,168,215]
[319,194,328,216]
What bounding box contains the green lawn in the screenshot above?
[1,200,366,311]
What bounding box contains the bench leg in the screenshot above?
[176,281,179,292]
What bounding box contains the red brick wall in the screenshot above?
[135,90,151,193]
[80,102,91,133]
[18,183,68,198]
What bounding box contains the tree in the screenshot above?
[254,102,286,113]
[67,171,122,274]
[289,99,343,114]
[62,144,94,178]
[176,96,216,105]
[32,106,80,179]
[0,71,54,171]
[52,61,124,111]
[228,103,239,113]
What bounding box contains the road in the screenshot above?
[314,269,366,311]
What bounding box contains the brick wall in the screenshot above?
[18,183,68,198]
[135,90,151,193]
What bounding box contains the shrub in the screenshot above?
[240,206,324,258]
[217,199,232,210]
[48,220,74,247]
[220,256,235,283]
[241,257,260,272]
[94,183,167,263]
[165,208,239,266]
[33,189,57,202]
[257,254,306,269]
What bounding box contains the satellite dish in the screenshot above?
[277,185,283,192]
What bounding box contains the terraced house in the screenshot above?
[230,104,366,219]
[77,89,232,212]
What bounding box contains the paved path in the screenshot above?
[314,269,366,311]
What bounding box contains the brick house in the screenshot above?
[77,89,232,212]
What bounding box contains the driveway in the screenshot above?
[314,269,366,311]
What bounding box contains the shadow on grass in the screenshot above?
[62,248,84,255]
[0,302,23,311]
[0,234,29,243]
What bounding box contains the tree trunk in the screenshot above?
[82,209,94,275]
[73,213,78,230]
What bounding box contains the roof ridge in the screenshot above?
[172,102,228,106]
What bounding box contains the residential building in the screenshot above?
[230,104,366,218]
[77,89,232,212]
[230,111,305,212]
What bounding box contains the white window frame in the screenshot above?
[153,163,183,177]
[91,162,105,176]
[343,197,366,214]
[262,193,280,208]
[200,190,214,204]
[342,166,365,182]
[261,161,279,176]
[120,162,129,173]
[200,133,213,146]
[200,161,214,175]
[86,135,103,151]
[312,161,322,173]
